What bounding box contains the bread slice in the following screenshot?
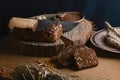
[57,45,99,69]
[57,45,76,67]
[73,46,99,69]
[106,28,120,49]
[105,21,120,49]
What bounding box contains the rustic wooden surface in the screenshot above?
[0,36,120,80]
[11,37,65,57]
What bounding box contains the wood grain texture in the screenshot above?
[10,37,65,57]
[61,19,93,46]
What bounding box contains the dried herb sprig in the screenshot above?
[12,63,82,80]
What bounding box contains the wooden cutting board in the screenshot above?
[61,19,93,46]
[10,37,65,57]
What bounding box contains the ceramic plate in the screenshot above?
[90,29,120,53]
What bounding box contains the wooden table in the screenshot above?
[0,36,120,80]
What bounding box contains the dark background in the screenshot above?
[1,0,120,35]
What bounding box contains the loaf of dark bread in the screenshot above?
[9,17,63,42]
[57,45,99,69]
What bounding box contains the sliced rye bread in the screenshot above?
[57,45,99,69]
[73,46,99,69]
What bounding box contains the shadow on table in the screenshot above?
[88,41,120,59]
